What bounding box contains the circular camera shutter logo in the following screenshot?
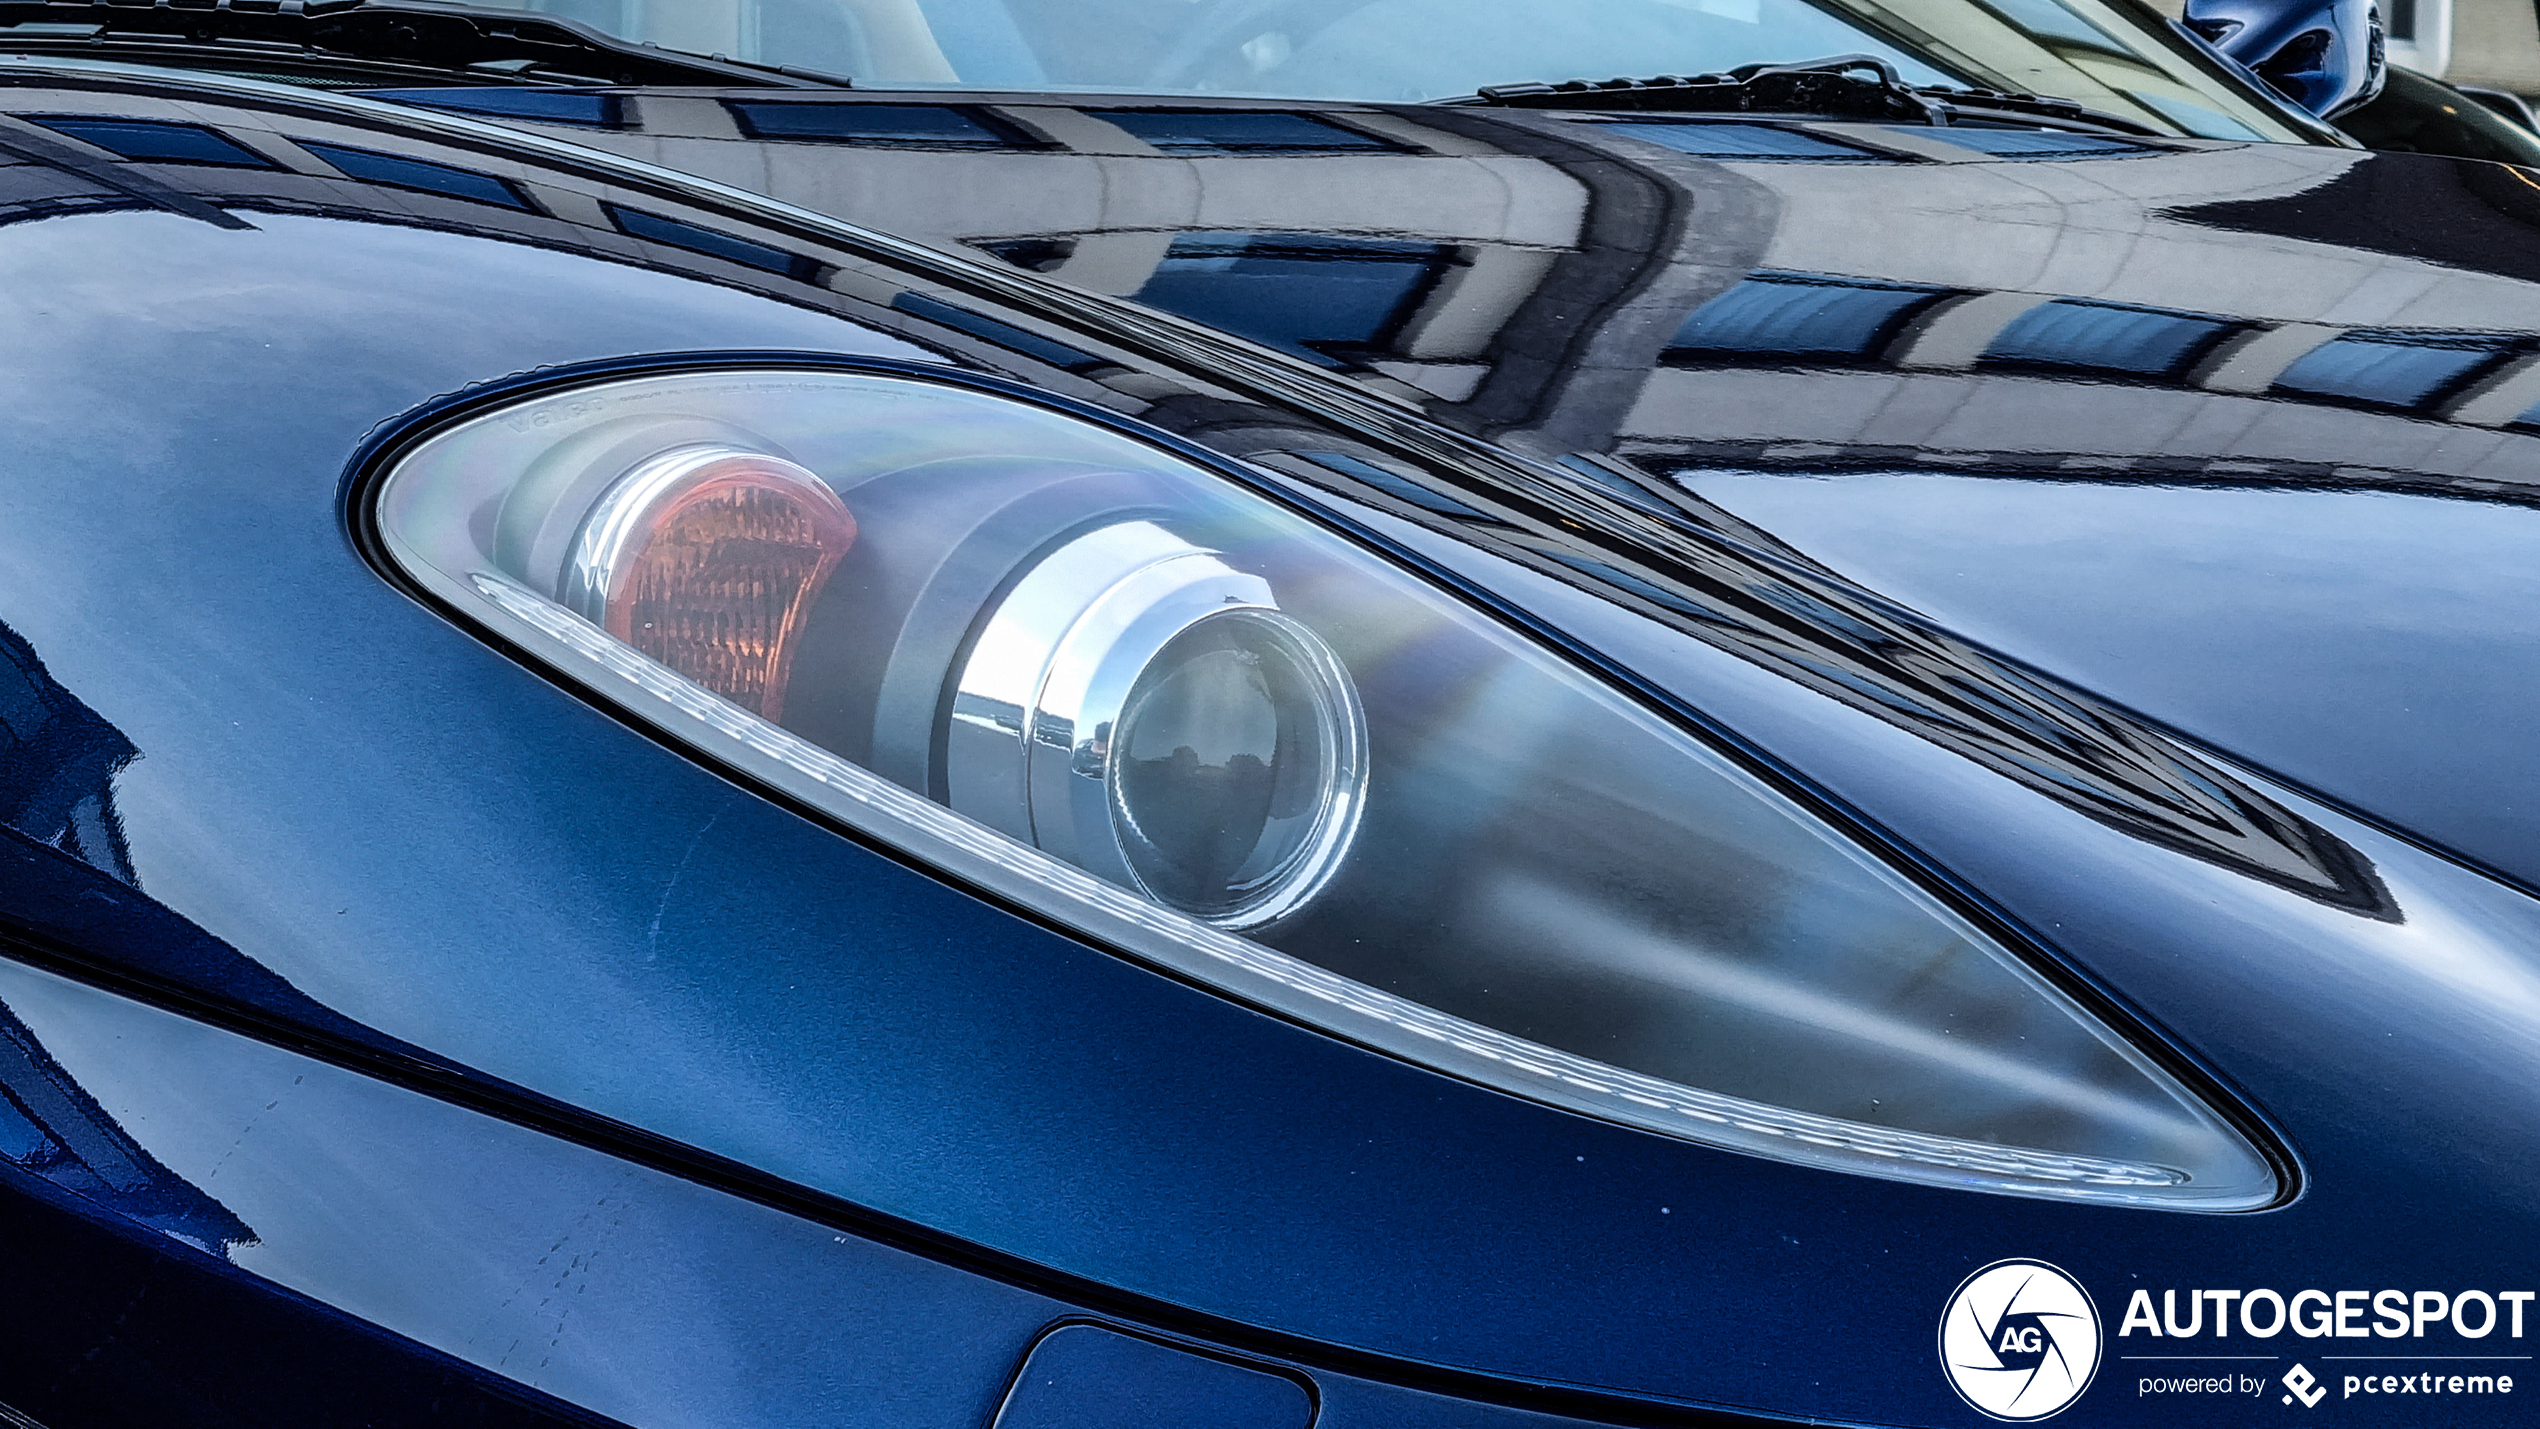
[1939,1259,2102,1421]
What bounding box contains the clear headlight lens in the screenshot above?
[371,365,2279,1210]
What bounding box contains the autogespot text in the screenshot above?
[2123,1288,2529,1405]
[2120,1287,2532,1340]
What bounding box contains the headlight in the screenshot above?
[369,361,2280,1211]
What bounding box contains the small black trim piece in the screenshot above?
[988,1320,1322,1428]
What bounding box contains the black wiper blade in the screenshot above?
[1464,55,1943,122]
[0,0,832,88]
[1448,54,2159,136]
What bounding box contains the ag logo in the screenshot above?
[1939,1259,2103,1421]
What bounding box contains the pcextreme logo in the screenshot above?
[1940,1259,2104,1421]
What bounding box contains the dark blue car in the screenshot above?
[0,2,2535,1426]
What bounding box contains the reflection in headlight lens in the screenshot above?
[1112,608,1360,925]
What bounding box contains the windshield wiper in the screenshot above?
[1445,54,2159,137]
[0,0,838,88]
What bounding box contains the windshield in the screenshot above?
[437,0,2305,141]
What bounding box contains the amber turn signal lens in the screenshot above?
[564,446,855,722]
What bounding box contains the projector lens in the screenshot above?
[1111,608,1359,925]
[944,519,1365,930]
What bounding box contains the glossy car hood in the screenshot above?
[430,86,2540,893]
[1679,471,2540,896]
[11,62,2540,1426]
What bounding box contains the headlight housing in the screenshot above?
[370,360,2280,1211]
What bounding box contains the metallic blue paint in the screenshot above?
[0,54,2535,1429]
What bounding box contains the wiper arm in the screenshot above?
[0,0,835,88]
[1444,54,2159,137]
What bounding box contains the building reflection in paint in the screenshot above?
[0,623,137,887]
[0,625,252,1251]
